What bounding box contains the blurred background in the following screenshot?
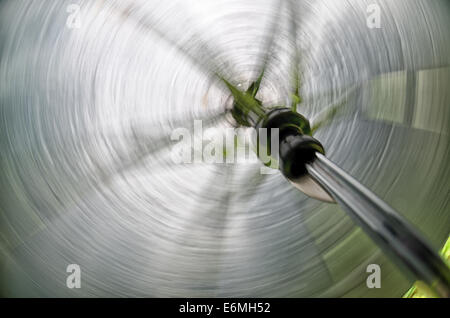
[0,0,449,297]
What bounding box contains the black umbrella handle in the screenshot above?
[306,153,450,297]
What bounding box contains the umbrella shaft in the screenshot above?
[306,153,450,297]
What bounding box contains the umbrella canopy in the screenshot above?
[1,0,449,297]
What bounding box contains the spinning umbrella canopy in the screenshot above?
[0,0,449,297]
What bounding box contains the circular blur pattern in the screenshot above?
[0,0,449,297]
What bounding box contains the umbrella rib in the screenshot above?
[247,0,284,98]
[108,0,237,84]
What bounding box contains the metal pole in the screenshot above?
[306,152,450,297]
